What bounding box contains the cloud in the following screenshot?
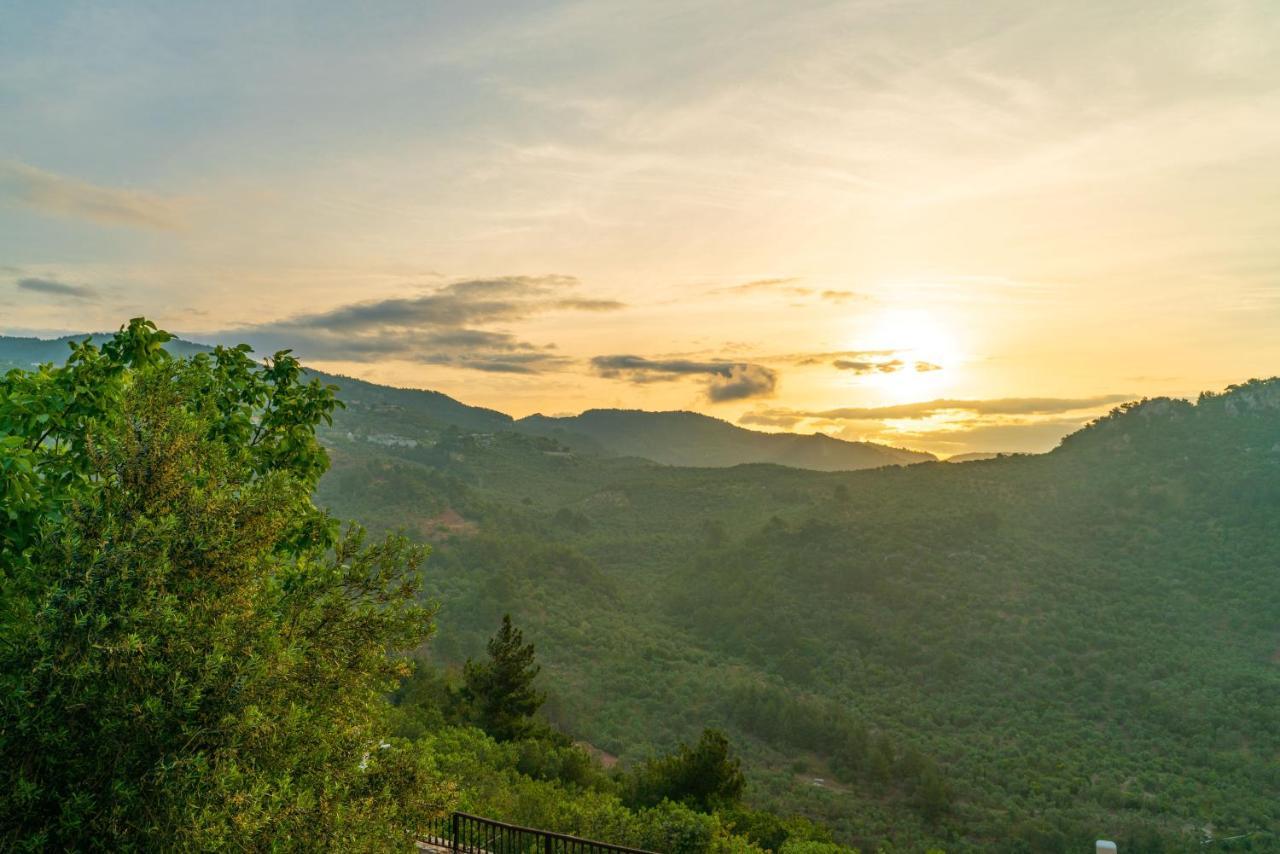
[829,355,941,374]
[0,160,183,230]
[270,275,604,331]
[840,416,1096,456]
[707,364,779,402]
[757,395,1135,422]
[744,395,1136,455]
[791,349,897,366]
[833,358,904,374]
[591,354,778,402]
[552,297,624,312]
[226,275,623,373]
[738,410,803,429]
[714,280,870,305]
[716,277,812,297]
[17,277,96,300]
[820,290,865,302]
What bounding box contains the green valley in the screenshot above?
[2,329,1277,852]
[316,368,1280,851]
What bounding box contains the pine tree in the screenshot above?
[627,729,746,812]
[461,614,545,741]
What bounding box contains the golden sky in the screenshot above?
[2,1,1278,455]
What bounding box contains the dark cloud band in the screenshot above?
[224,275,621,374]
[833,358,904,374]
[831,356,941,374]
[591,354,778,402]
[17,277,97,300]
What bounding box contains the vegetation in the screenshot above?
[314,375,1280,852]
[3,327,1279,851]
[390,633,838,853]
[462,614,547,741]
[0,324,823,853]
[627,729,747,812]
[0,322,446,850]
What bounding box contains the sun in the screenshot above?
[867,308,956,361]
[849,308,962,399]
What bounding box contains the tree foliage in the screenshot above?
[628,729,746,813]
[462,614,545,741]
[0,321,443,850]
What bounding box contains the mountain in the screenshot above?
[0,335,80,369]
[943,451,1006,463]
[0,334,929,471]
[314,370,514,435]
[0,332,212,369]
[517,409,935,470]
[316,378,1280,851]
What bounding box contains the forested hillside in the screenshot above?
[317,379,1280,852]
[4,330,1277,851]
[0,323,819,853]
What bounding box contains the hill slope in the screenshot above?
[517,409,935,470]
[0,334,929,471]
[315,370,514,435]
[0,333,212,368]
[317,378,1280,852]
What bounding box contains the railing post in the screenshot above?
[545,829,554,854]
[452,812,460,852]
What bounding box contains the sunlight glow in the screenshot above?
[848,308,964,400]
[865,308,958,362]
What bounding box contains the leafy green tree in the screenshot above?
[462,614,545,741]
[868,735,895,786]
[1,319,340,576]
[778,842,856,854]
[391,659,458,738]
[0,322,445,851]
[912,764,953,824]
[724,807,842,852]
[1,320,171,572]
[628,729,746,813]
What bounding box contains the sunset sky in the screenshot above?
[3,1,1278,455]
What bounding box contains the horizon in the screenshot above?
[4,1,1279,455]
[14,323,1279,462]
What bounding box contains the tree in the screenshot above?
[628,729,746,813]
[461,614,545,741]
[913,763,954,824]
[869,735,895,786]
[1,320,341,576]
[0,321,445,851]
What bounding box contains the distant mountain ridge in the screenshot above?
[314,370,515,434]
[518,408,935,469]
[944,452,1004,463]
[0,333,213,366]
[0,333,930,471]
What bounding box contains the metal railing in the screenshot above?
[423,811,657,854]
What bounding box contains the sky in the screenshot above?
[2,1,1278,456]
